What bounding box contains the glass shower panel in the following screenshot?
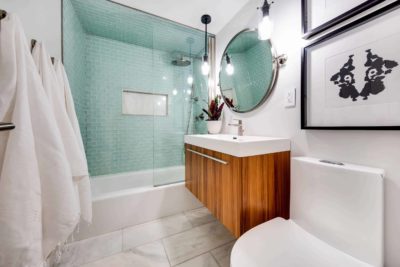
[152,23,209,187]
[64,0,209,188]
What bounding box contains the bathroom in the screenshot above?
[0,0,399,266]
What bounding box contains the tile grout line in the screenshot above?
[121,212,194,252]
[169,251,213,267]
[209,239,236,267]
[162,228,236,266]
[77,208,223,266]
[77,229,124,266]
[160,239,173,267]
[210,250,222,267]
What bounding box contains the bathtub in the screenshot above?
[75,166,202,240]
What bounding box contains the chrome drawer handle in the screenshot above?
[186,149,228,165]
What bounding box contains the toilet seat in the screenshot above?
[231,218,372,267]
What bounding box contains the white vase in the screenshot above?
[207,120,222,134]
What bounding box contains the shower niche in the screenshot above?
[63,0,213,187]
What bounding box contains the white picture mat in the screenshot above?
[307,7,400,127]
[122,90,168,116]
[308,0,367,29]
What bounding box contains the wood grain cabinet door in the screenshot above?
[185,144,289,238]
[241,152,290,233]
[185,145,242,237]
[212,151,241,237]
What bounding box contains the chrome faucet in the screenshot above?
[228,119,244,136]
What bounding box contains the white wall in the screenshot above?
[217,0,400,266]
[1,0,399,265]
[0,0,62,58]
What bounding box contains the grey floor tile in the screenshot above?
[184,207,216,227]
[82,241,170,267]
[123,213,192,250]
[57,230,122,266]
[162,221,235,266]
[211,241,236,267]
[80,252,137,267]
[174,253,219,267]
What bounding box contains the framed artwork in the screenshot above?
[302,0,384,39]
[301,2,400,130]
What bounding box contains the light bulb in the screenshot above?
[258,16,273,40]
[187,75,193,85]
[202,61,210,76]
[226,63,234,76]
[208,78,214,87]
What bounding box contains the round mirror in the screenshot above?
[219,29,278,113]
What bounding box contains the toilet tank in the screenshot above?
[291,157,384,267]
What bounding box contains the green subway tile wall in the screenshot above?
[63,0,208,178]
[63,0,88,142]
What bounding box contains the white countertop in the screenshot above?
[184,134,290,157]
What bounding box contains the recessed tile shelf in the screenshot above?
[122,90,168,116]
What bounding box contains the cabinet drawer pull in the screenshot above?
[186,149,228,165]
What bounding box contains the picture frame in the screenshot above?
[302,0,384,39]
[301,1,400,130]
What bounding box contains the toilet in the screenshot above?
[231,157,384,267]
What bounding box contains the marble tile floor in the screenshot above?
[61,207,236,267]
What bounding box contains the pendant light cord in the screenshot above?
[204,23,208,57]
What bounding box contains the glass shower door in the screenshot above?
[152,24,209,187]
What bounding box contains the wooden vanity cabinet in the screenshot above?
[185,144,290,238]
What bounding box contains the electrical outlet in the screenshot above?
[285,88,296,108]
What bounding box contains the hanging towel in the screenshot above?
[0,13,80,266]
[32,42,89,182]
[54,59,92,224]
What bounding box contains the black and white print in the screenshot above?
[330,50,398,102]
[325,34,400,108]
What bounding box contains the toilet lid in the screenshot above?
[231,218,372,267]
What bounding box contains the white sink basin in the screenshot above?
[184,134,290,157]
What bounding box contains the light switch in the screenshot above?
[285,88,296,108]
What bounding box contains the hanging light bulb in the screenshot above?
[201,14,212,76]
[202,55,210,76]
[225,53,234,76]
[187,75,193,85]
[258,0,273,40]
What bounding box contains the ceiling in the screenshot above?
[70,0,210,56]
[111,0,251,34]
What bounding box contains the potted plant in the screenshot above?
[202,96,224,134]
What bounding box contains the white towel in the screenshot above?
[32,42,88,181]
[54,59,92,224]
[0,13,80,266]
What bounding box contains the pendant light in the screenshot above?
[258,0,273,40]
[225,53,234,76]
[201,14,211,76]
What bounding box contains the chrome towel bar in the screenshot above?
[186,148,228,165]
